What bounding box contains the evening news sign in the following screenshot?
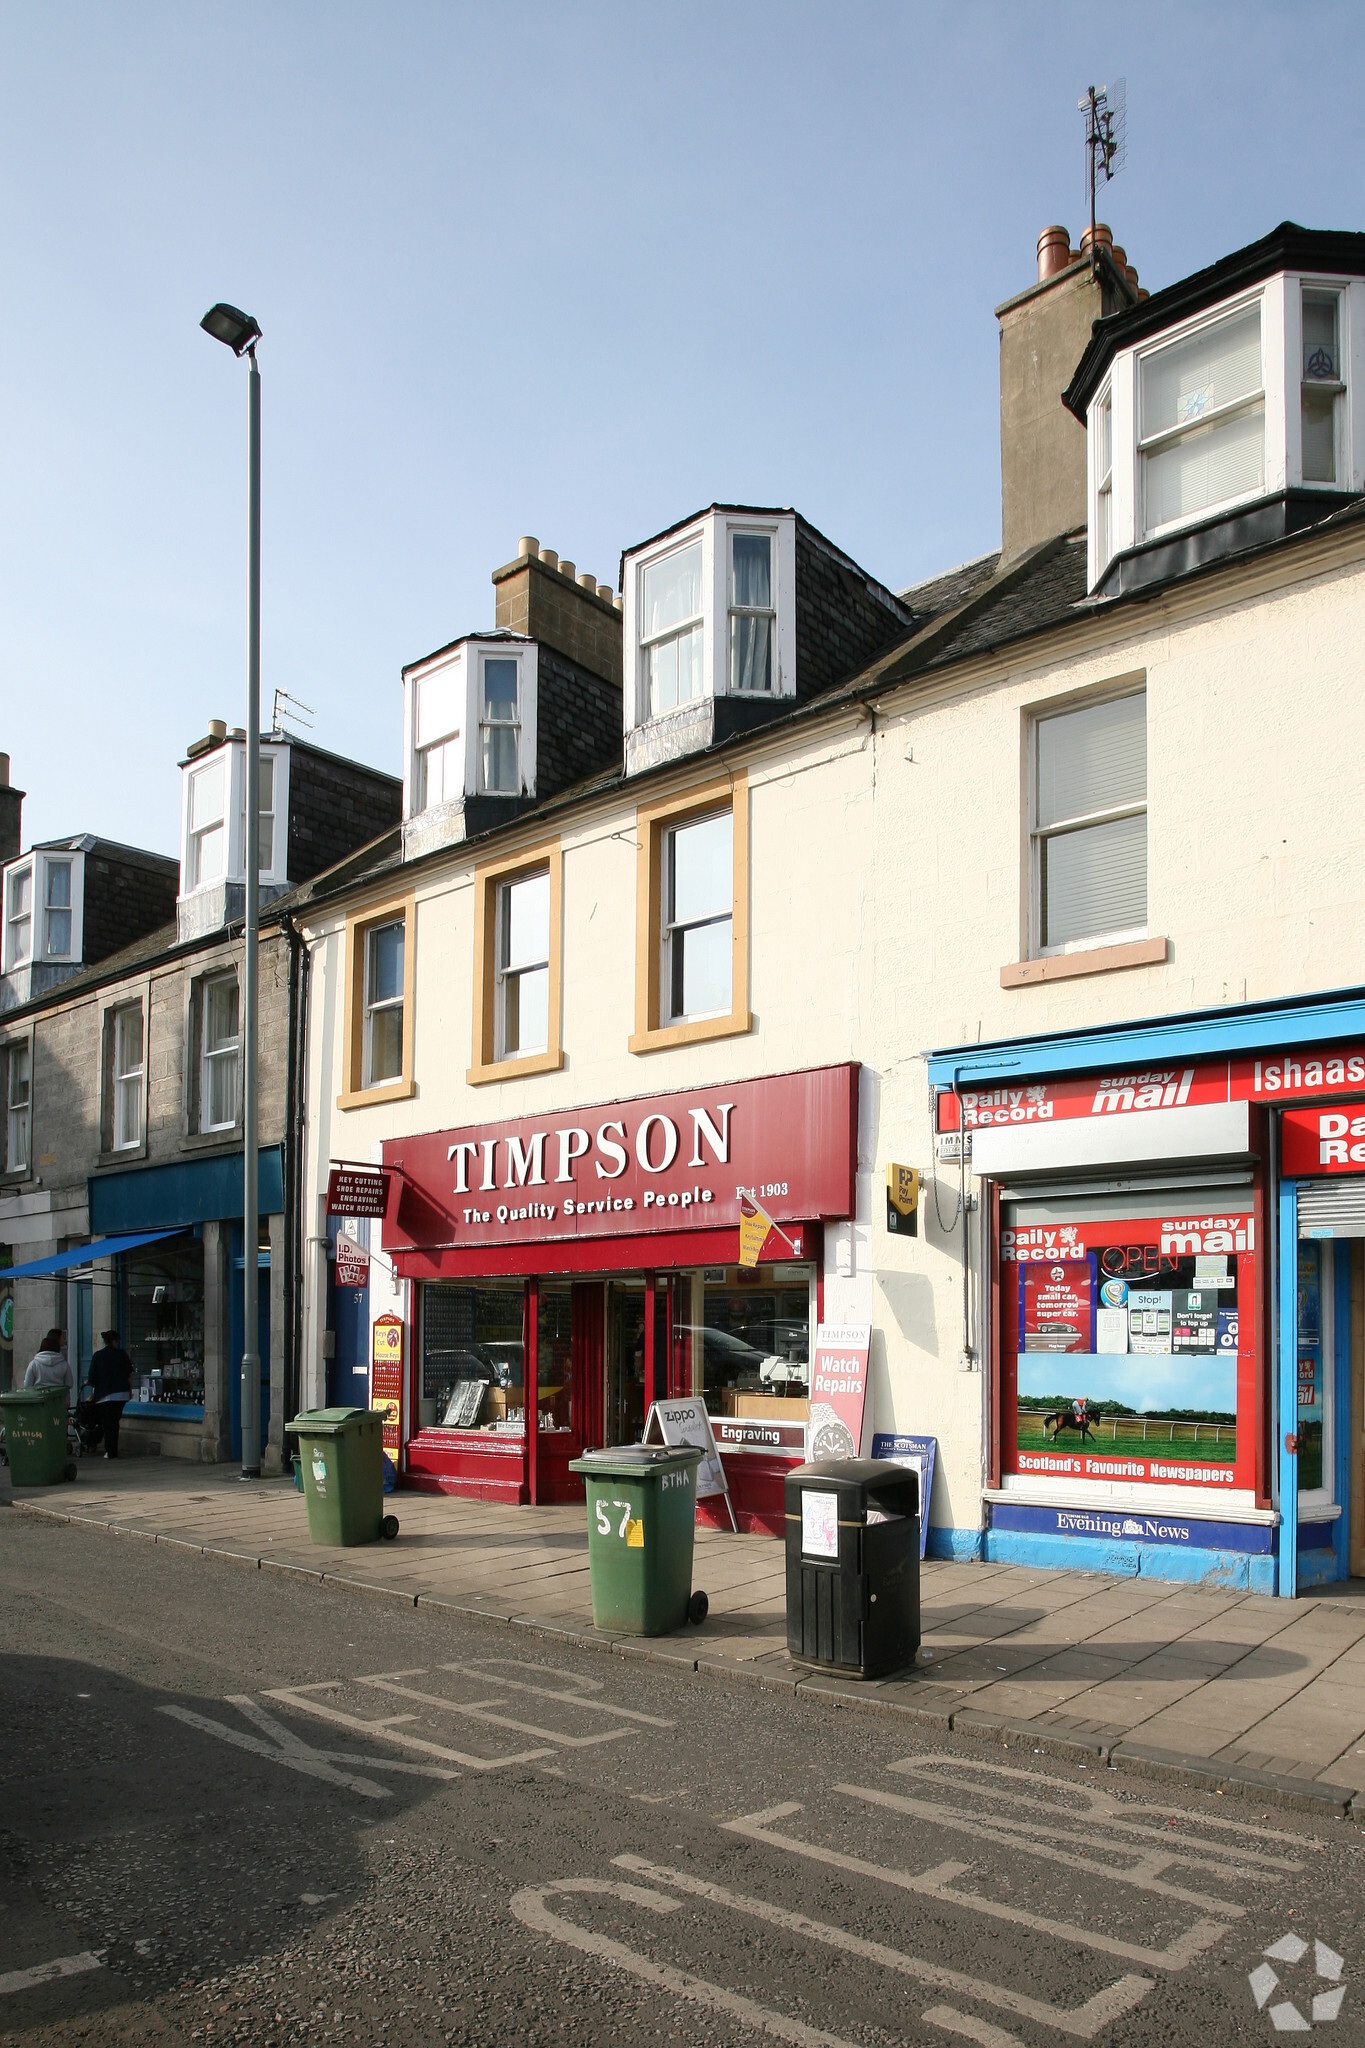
[938,1047,1365,1130]
[382,1064,856,1254]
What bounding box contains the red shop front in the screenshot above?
[379,1063,858,1534]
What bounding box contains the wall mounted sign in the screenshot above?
[382,1064,856,1256]
[808,1323,871,1460]
[1281,1105,1365,1176]
[885,1164,919,1237]
[335,1235,370,1287]
[938,1047,1365,1133]
[370,1314,403,1454]
[327,1166,389,1219]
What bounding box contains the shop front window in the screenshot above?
[122,1234,205,1410]
[1296,1241,1330,1496]
[537,1281,573,1435]
[686,1266,813,1422]
[1001,1186,1255,1495]
[421,1279,525,1431]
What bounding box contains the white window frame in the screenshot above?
[199,971,240,1133]
[1136,290,1270,544]
[1029,685,1148,958]
[238,749,283,877]
[5,1040,30,1175]
[186,756,228,891]
[401,640,538,823]
[42,858,75,960]
[3,860,33,970]
[623,511,797,734]
[495,868,551,1061]
[1290,276,1354,493]
[363,919,406,1088]
[639,533,708,719]
[1091,383,1114,577]
[182,743,288,894]
[111,1001,144,1152]
[661,806,734,1023]
[478,651,524,796]
[414,653,464,812]
[728,527,778,694]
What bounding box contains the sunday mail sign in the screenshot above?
[382,1064,856,1254]
[938,1043,1365,1132]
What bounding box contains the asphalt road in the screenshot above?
[0,1513,1361,2048]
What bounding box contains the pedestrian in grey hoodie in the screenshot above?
[24,1329,74,1409]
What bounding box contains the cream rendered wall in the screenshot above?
[301,530,1365,1540]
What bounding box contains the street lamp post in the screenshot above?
[200,301,264,1480]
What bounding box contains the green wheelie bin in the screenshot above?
[291,1408,399,1547]
[568,1444,708,1635]
[1,1387,76,1486]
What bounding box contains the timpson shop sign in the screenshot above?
[382,1064,857,1255]
[938,1044,1365,1131]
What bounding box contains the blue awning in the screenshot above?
[0,1229,184,1281]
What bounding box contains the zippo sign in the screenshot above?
[1281,1106,1365,1175]
[382,1064,856,1255]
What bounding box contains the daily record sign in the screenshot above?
[1281,1106,1365,1175]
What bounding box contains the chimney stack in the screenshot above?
[0,753,23,866]
[996,222,1138,564]
[492,537,623,689]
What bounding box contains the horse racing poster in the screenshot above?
[1002,1208,1253,1490]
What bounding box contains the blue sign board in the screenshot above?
[870,1433,936,1558]
[988,1500,1273,1554]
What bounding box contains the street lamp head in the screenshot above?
[200,302,262,357]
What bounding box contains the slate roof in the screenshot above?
[898,549,1001,623]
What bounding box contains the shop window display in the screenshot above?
[537,1282,573,1434]
[421,1279,526,1431]
[1001,1190,1256,1493]
[122,1234,205,1409]
[686,1264,813,1423]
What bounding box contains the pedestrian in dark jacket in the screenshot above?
[88,1331,133,1459]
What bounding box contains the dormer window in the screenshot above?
[1138,301,1264,534]
[1302,287,1345,483]
[416,659,463,808]
[239,755,276,872]
[5,864,31,968]
[1094,388,1113,571]
[479,655,521,793]
[43,860,73,957]
[642,541,704,714]
[188,757,226,887]
[730,533,774,691]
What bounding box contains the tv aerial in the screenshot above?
[271,688,314,739]
[1079,79,1126,275]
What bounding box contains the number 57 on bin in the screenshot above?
[595,1499,645,1546]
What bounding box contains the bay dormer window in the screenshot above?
[416,658,463,809]
[401,637,536,856]
[181,741,288,897]
[1083,241,1365,595]
[5,863,32,969]
[43,860,73,958]
[1138,301,1265,535]
[2,850,85,976]
[188,757,226,888]
[730,533,774,692]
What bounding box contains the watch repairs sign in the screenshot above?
[808,1324,871,1461]
[327,1166,389,1218]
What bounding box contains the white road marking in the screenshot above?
[354,1672,631,1749]
[262,1682,553,1771]
[923,2005,1025,2047]
[158,1705,395,1799]
[0,1952,104,1996]
[722,1803,1224,1973]
[613,1856,1150,2041]
[455,1659,675,1729]
[889,1754,1304,1872]
[839,1780,1248,1917]
[510,1877,863,2048]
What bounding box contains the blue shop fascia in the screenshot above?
[86,1146,284,1464]
[928,982,1365,1598]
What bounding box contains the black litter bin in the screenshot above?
[785,1458,921,1677]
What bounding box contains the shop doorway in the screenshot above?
[1291,1230,1361,1585]
[605,1280,647,1447]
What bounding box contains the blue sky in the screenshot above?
[5,2,1365,855]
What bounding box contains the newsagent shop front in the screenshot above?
[931,990,1365,1597]
[371,1063,857,1533]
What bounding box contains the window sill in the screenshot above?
[1001,936,1168,988]
[97,1146,148,1170]
[467,1049,564,1087]
[337,1076,417,1111]
[629,1010,753,1056]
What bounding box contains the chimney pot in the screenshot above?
[558,559,576,582]
[577,570,597,591]
[0,753,8,789]
[596,581,614,601]
[517,535,539,560]
[208,718,228,743]
[1080,222,1114,258]
[539,548,559,571]
[1108,244,1127,273]
[613,592,623,611]
[1036,225,1072,283]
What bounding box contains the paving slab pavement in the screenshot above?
[11,1455,1365,1812]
